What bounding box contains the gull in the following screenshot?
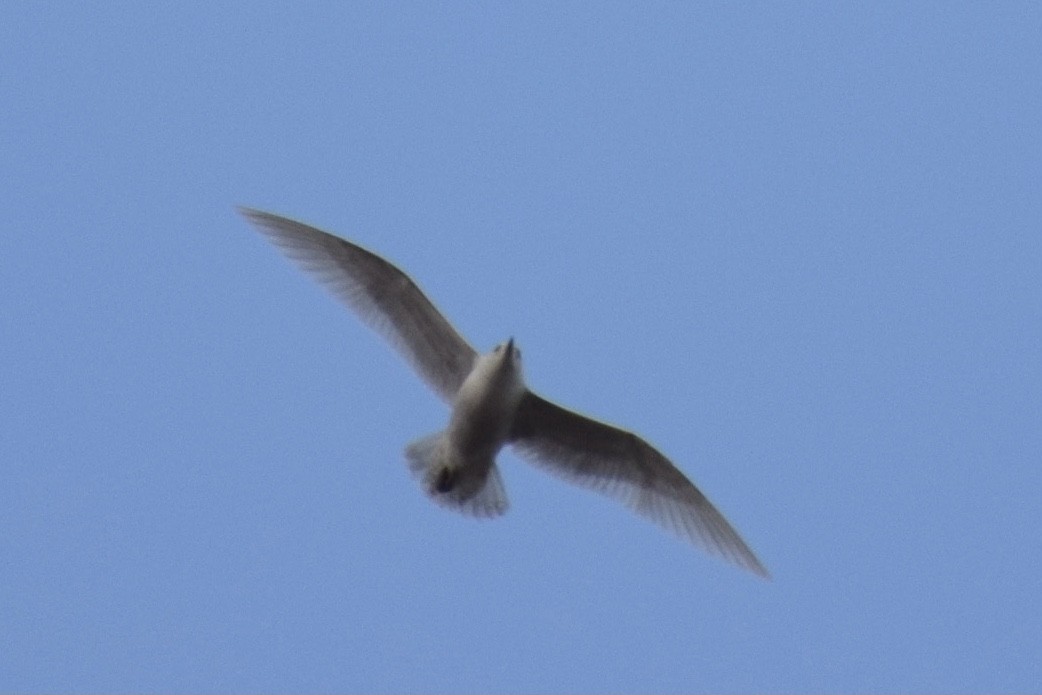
[240,207,768,577]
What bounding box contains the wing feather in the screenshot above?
[239,208,477,402]
[510,391,768,577]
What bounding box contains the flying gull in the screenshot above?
[239,207,768,577]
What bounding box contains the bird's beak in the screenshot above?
[505,337,514,354]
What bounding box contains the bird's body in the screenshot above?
[240,207,769,577]
[448,340,527,466]
[406,340,525,517]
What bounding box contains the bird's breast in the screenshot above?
[447,360,525,460]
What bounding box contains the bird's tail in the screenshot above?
[405,432,509,518]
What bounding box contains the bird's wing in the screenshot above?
[509,391,768,577]
[240,208,477,402]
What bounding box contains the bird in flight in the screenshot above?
[240,207,768,577]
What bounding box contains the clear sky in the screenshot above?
[2,2,1040,692]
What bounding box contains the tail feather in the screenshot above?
[405,433,509,518]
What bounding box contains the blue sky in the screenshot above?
[2,2,1040,692]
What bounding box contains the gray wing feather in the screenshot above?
[509,391,769,577]
[239,208,477,402]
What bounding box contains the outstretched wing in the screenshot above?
[240,208,477,402]
[509,391,768,577]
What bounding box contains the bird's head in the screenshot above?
[491,337,522,374]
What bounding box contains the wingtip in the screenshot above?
[749,561,772,581]
[236,205,263,221]
[729,542,771,580]
[236,206,285,237]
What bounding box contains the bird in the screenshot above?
[239,207,768,578]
